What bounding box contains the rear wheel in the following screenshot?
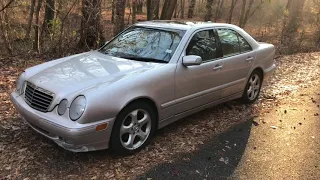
[241,70,263,104]
[110,102,156,155]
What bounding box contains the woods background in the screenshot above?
[1,2,320,179]
[0,0,319,58]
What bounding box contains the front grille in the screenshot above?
[24,82,54,112]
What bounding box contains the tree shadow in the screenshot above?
[138,119,253,180]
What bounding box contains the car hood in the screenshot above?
[27,51,165,98]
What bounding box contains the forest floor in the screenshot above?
[0,52,320,179]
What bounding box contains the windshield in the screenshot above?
[99,27,186,63]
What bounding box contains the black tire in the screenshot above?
[110,102,157,155]
[241,70,263,104]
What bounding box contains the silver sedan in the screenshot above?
[11,21,276,154]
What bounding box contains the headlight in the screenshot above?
[58,99,68,116]
[16,72,26,95]
[69,96,86,121]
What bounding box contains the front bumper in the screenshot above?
[10,91,115,152]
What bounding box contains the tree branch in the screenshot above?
[0,0,15,13]
[247,1,264,21]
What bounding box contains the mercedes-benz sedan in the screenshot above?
[11,21,276,154]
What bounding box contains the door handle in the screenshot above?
[213,65,223,70]
[246,57,254,62]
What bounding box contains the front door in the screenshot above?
[174,29,224,114]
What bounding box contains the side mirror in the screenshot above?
[182,55,202,66]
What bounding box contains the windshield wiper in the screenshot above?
[119,56,167,64]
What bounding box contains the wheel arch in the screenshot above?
[251,67,264,81]
[109,96,159,154]
[117,96,159,128]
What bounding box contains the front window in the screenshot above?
[99,27,186,63]
[186,29,219,61]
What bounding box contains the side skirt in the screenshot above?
[158,92,242,129]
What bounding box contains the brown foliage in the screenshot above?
[0,0,319,57]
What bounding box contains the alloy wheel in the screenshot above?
[247,74,261,100]
[119,109,151,150]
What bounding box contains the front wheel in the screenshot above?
[110,102,156,155]
[241,70,263,104]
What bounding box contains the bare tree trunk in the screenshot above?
[180,0,185,18]
[56,0,63,17]
[111,0,115,23]
[285,0,305,33]
[239,0,264,28]
[160,0,177,20]
[54,0,78,55]
[147,0,152,20]
[132,0,137,23]
[137,1,143,14]
[0,0,15,13]
[213,0,220,22]
[316,2,320,46]
[239,0,246,27]
[280,0,292,42]
[214,0,223,22]
[44,0,55,32]
[26,0,36,39]
[173,1,178,18]
[285,0,292,10]
[281,0,306,53]
[0,9,13,54]
[153,0,159,19]
[204,0,214,21]
[242,0,254,27]
[317,30,320,46]
[33,0,43,52]
[187,0,196,18]
[114,0,126,35]
[127,1,131,24]
[79,0,104,49]
[226,0,238,23]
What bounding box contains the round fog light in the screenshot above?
[58,99,68,115]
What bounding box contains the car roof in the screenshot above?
[134,20,241,31]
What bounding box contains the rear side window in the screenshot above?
[186,30,218,61]
[217,29,241,57]
[238,35,252,52]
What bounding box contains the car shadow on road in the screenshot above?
[138,119,253,180]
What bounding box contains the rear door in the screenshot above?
[215,28,255,97]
